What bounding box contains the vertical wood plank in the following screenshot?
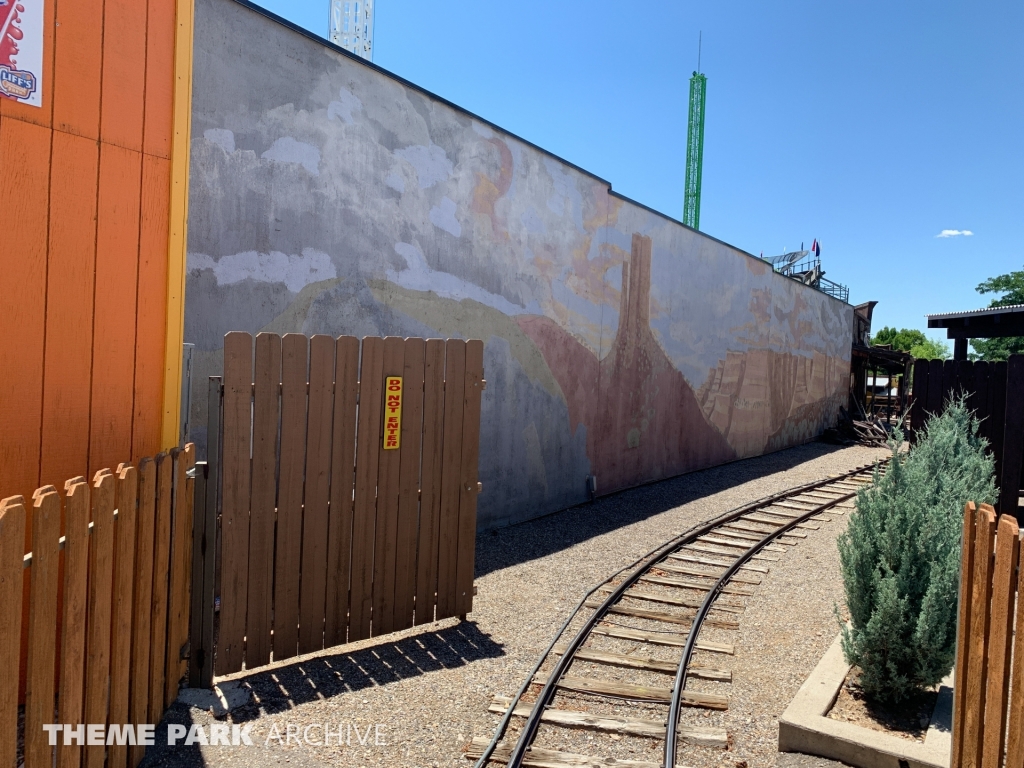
[0,498,25,768]
[455,340,484,616]
[144,0,176,158]
[925,359,944,422]
[962,504,997,768]
[325,336,360,647]
[940,359,957,412]
[349,338,384,642]
[148,453,172,724]
[52,0,105,137]
[952,502,978,768]
[218,332,253,674]
[299,336,336,654]
[1004,534,1024,768]
[373,337,406,636]
[84,471,116,768]
[58,480,90,768]
[998,356,1024,517]
[910,359,929,439]
[108,465,139,768]
[90,144,142,473]
[273,334,310,661]
[166,445,195,705]
[100,0,148,150]
[989,362,1007,491]
[0,118,50,501]
[393,338,425,632]
[129,459,156,768]
[971,362,991,445]
[40,132,98,488]
[25,489,60,768]
[436,340,467,621]
[132,155,172,460]
[246,333,281,668]
[981,513,1020,768]
[415,340,446,625]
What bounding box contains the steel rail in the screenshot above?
[492,461,883,768]
[662,463,885,768]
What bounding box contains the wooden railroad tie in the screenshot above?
[531,673,729,709]
[551,644,731,682]
[584,600,740,631]
[466,736,664,767]
[487,696,728,746]
[591,624,734,654]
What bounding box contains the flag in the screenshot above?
[812,239,820,258]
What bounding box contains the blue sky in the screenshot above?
[251,0,1023,342]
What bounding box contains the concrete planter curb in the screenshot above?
[778,634,953,768]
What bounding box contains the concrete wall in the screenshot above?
[184,0,854,529]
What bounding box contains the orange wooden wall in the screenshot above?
[0,0,183,503]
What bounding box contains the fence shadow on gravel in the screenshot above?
[221,621,503,720]
[476,441,856,577]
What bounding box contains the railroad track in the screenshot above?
[468,461,888,768]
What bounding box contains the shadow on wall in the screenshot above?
[475,440,854,578]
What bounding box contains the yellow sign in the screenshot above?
[383,376,403,449]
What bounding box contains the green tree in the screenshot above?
[837,397,996,703]
[871,326,928,351]
[909,338,951,360]
[970,266,1024,361]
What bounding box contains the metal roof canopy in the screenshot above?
[927,304,1024,339]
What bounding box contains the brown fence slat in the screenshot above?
[58,479,90,768]
[998,356,1024,515]
[910,360,929,437]
[148,452,173,723]
[274,333,310,661]
[218,331,253,675]
[940,359,957,410]
[1006,534,1024,768]
[952,502,979,768]
[247,332,281,667]
[108,465,139,768]
[85,471,116,768]
[962,504,997,768]
[373,337,406,636]
[350,337,384,641]
[393,337,425,632]
[129,459,156,768]
[926,359,944,419]
[454,340,484,616]
[436,339,467,621]
[970,361,990,435]
[981,514,1020,768]
[166,446,195,705]
[0,498,25,768]
[325,335,360,647]
[415,339,446,625]
[989,361,1008,488]
[299,335,336,654]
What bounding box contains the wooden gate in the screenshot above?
[951,502,1024,768]
[193,333,484,681]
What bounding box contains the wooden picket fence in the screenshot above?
[200,333,484,679]
[951,502,1024,768]
[0,447,195,768]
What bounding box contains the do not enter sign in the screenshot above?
[383,376,403,449]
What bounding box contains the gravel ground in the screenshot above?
[143,441,888,768]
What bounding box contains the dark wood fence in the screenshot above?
[1,448,195,768]
[911,355,1024,517]
[193,333,484,681]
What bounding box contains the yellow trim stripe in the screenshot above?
[161,0,196,448]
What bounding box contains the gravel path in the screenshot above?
[144,441,888,768]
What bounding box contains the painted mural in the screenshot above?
[184,0,853,529]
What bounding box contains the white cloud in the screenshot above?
[189,249,336,293]
[936,229,973,238]
[261,137,321,176]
